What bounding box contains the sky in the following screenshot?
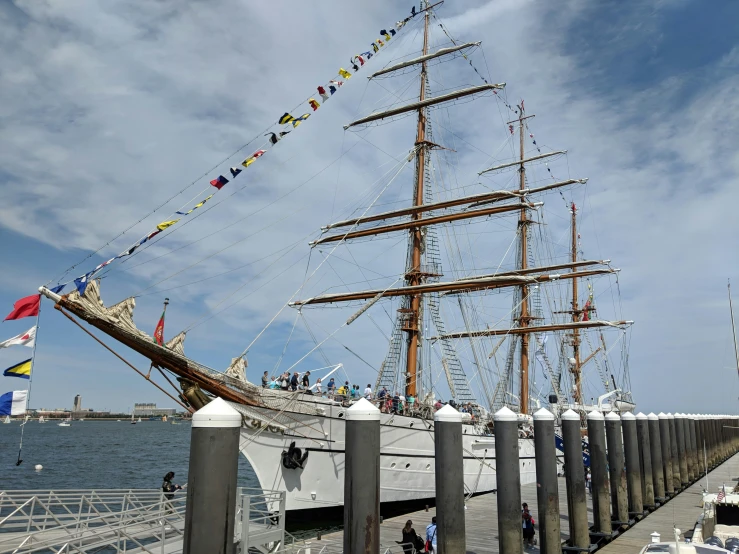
[1,0,738,415]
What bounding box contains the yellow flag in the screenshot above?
[3,358,32,379]
[194,194,214,209]
[338,68,352,79]
[242,157,256,168]
[156,219,180,231]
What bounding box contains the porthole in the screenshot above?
[426,464,431,470]
[410,422,414,427]
[338,412,344,418]
[390,462,396,468]
[405,463,411,469]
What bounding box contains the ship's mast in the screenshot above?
[404,4,430,399]
[729,280,739,380]
[570,203,582,404]
[516,107,532,414]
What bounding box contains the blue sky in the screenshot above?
[1,0,738,414]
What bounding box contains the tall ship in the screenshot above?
[36,1,633,521]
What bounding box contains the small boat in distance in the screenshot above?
[130,411,136,425]
[3,416,11,424]
[58,418,71,427]
[38,415,46,423]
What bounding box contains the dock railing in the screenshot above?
[235,486,301,553]
[0,488,186,553]
[0,487,291,554]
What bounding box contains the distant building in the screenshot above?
[73,395,82,412]
[133,403,176,417]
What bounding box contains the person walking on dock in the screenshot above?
[162,471,182,514]
[425,516,437,552]
[522,502,536,548]
[399,519,423,554]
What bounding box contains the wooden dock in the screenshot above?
[311,454,738,553]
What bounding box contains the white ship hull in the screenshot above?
[234,397,546,518]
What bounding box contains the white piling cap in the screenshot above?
[636,412,648,420]
[605,412,621,421]
[648,412,659,421]
[621,412,636,421]
[658,412,668,419]
[674,413,683,419]
[192,397,242,428]
[533,407,554,421]
[494,406,518,422]
[587,410,604,421]
[346,397,380,421]
[561,409,580,421]
[434,404,463,422]
[667,413,675,419]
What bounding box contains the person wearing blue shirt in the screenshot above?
[425,516,437,552]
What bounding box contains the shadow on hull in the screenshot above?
[285,489,496,533]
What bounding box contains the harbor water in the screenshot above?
[0,419,260,491]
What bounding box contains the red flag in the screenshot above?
[153,309,166,345]
[582,299,591,321]
[4,295,40,321]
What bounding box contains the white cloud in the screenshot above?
[1,0,737,413]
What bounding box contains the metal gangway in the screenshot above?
[0,487,297,554]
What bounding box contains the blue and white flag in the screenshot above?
[0,390,28,416]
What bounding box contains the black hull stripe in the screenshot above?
[303,446,562,461]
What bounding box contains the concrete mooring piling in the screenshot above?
[674,413,689,487]
[693,415,703,476]
[434,404,465,554]
[605,412,629,526]
[494,406,522,554]
[562,409,590,550]
[709,416,716,466]
[697,415,706,472]
[709,415,717,467]
[636,413,655,509]
[621,412,643,518]
[344,398,380,554]
[183,398,241,554]
[658,413,674,496]
[587,410,611,537]
[648,413,665,503]
[533,408,561,554]
[685,415,696,482]
[667,414,680,491]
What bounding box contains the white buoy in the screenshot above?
[34,464,43,471]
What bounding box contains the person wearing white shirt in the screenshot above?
[364,384,372,399]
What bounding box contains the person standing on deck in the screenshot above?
[301,371,311,392]
[261,371,269,388]
[364,384,372,399]
[289,372,299,391]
